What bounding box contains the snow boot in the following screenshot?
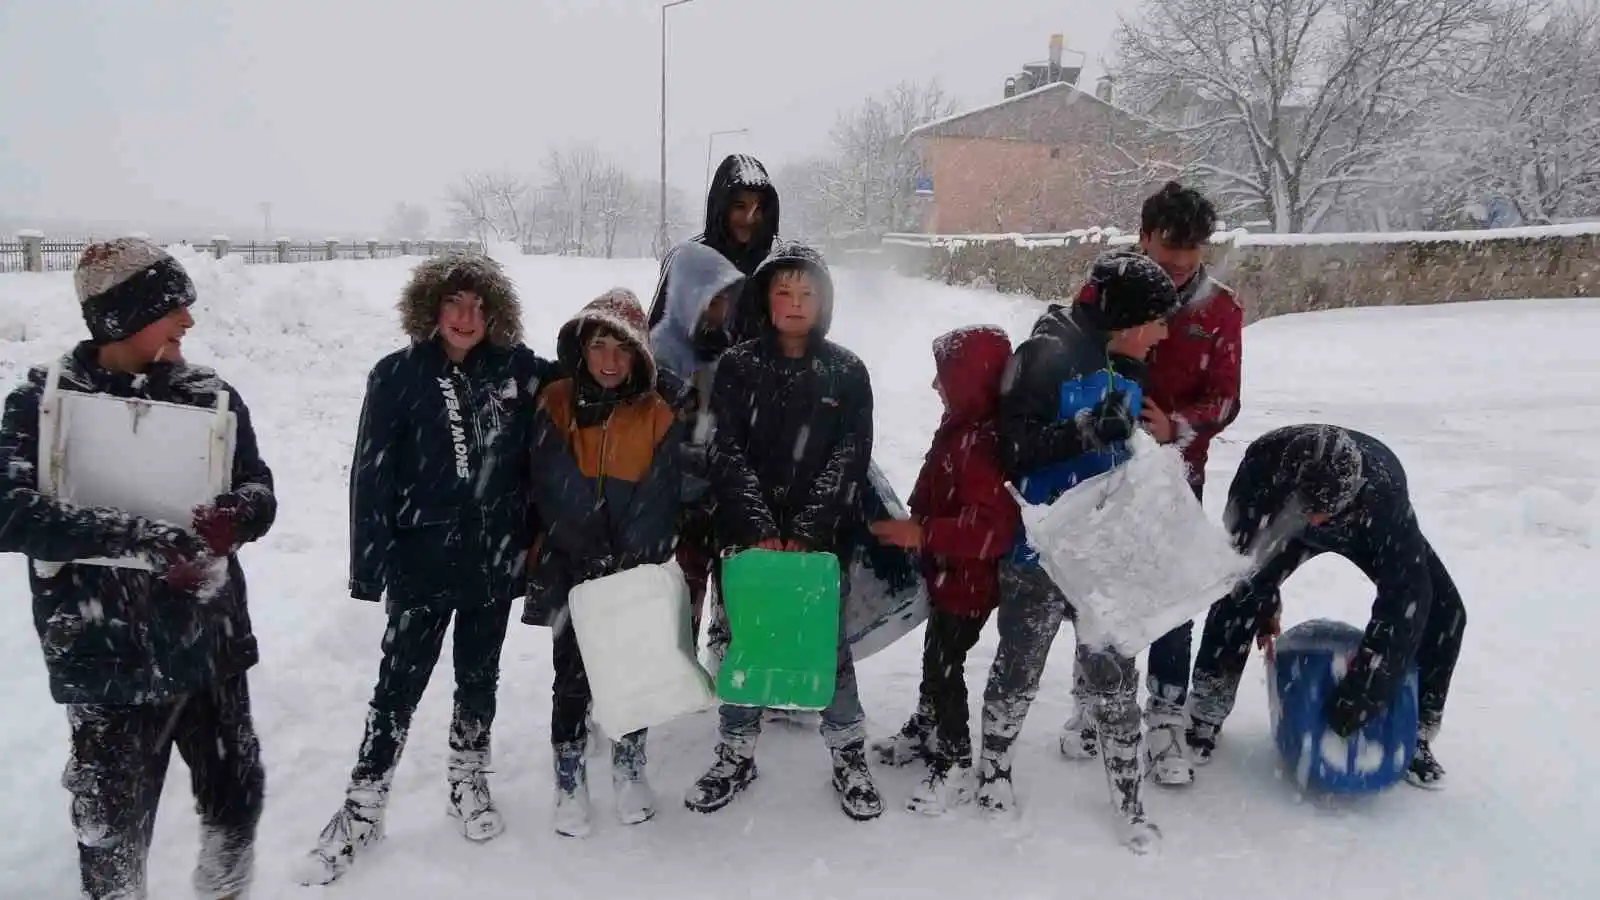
[1186,719,1220,765]
[974,752,1017,820]
[1144,708,1195,787]
[684,742,758,814]
[446,750,505,842]
[829,742,884,821]
[297,781,388,886]
[1406,738,1446,789]
[612,731,656,825]
[1058,705,1099,760]
[552,741,592,838]
[193,823,253,900]
[1099,727,1162,855]
[906,743,974,817]
[870,703,936,766]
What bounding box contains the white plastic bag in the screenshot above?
[1017,431,1251,656]
[568,560,716,737]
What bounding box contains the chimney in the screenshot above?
[1049,34,1064,68]
[1096,75,1115,105]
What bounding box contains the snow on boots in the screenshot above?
[297,781,388,887]
[1058,705,1099,761]
[447,749,505,842]
[193,823,254,900]
[1144,704,1195,787]
[870,702,936,767]
[830,742,884,821]
[906,740,974,816]
[1407,738,1447,789]
[612,731,656,825]
[552,741,592,838]
[684,742,758,814]
[1099,729,1161,855]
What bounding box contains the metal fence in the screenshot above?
[0,242,23,274]
[2,235,482,273]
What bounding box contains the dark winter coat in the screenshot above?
[1145,268,1243,485]
[524,291,683,626]
[908,326,1021,617]
[646,154,781,335]
[708,245,872,558]
[349,254,554,607]
[1224,425,1441,732]
[0,343,275,705]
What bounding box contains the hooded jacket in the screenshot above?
[524,290,683,625]
[646,154,781,331]
[0,344,275,705]
[649,241,746,408]
[707,244,871,556]
[1145,268,1243,486]
[348,253,553,606]
[907,326,1021,617]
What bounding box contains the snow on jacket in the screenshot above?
[647,153,781,333]
[650,241,746,425]
[1224,424,1436,732]
[524,290,683,625]
[348,254,553,606]
[1145,268,1242,486]
[907,326,1021,617]
[707,244,872,557]
[0,343,275,705]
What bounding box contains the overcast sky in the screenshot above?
[0,0,1130,238]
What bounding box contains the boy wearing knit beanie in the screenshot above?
[0,238,277,899]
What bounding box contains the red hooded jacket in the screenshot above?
[1144,273,1243,487]
[908,326,1021,617]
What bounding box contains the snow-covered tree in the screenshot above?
[1112,0,1494,232]
[445,171,530,245]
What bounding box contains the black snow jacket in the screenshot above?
[707,244,873,558]
[1224,424,1437,732]
[349,254,554,607]
[646,153,780,336]
[0,343,275,705]
[523,290,684,626]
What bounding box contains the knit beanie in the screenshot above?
[74,238,197,344]
[1075,250,1180,332]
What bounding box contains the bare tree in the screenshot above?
[541,144,607,255]
[384,202,431,240]
[445,171,531,245]
[1112,0,1494,232]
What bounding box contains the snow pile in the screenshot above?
[885,220,1600,251]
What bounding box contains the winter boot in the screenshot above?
[906,741,974,817]
[1144,706,1195,787]
[446,750,505,842]
[1406,739,1446,789]
[552,741,592,838]
[1098,728,1161,855]
[612,732,656,825]
[684,742,758,814]
[870,703,936,766]
[193,823,253,900]
[297,781,388,886]
[1058,705,1099,760]
[1186,719,1221,765]
[974,751,1017,820]
[829,742,884,821]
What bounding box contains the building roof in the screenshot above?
[907,81,1151,144]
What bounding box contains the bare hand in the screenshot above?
[1257,608,1282,662]
[755,538,788,552]
[1141,398,1176,444]
[868,519,923,550]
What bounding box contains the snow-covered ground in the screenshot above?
[2,251,1596,898]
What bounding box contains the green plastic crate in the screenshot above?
[716,549,842,710]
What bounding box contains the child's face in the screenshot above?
[438,291,487,355]
[584,333,635,390]
[768,271,819,338]
[1140,231,1204,289]
[726,190,765,246]
[125,306,194,366]
[1107,318,1169,360]
[699,292,731,330]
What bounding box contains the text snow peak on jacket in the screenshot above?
[708,244,873,556]
[524,294,683,625]
[0,343,276,705]
[1145,267,1242,483]
[909,326,1021,617]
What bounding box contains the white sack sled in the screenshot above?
[1016,431,1252,657]
[35,359,236,576]
[568,560,716,738]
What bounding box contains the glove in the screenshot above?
[193,499,241,557]
[127,519,208,588]
[1078,390,1135,448]
[1324,687,1366,738]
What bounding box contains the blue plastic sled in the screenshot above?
[1267,619,1420,794]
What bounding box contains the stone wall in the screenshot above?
[879,225,1600,324]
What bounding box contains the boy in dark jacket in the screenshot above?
[525,288,683,838]
[302,254,552,885]
[1189,424,1467,789]
[683,243,884,821]
[0,238,275,900]
[982,250,1181,853]
[868,325,1020,816]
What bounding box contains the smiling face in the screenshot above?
[1106,318,1170,360]
[125,306,195,366]
[1140,231,1204,290]
[726,190,765,246]
[583,331,636,390]
[437,290,486,357]
[768,269,819,340]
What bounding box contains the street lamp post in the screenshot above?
[659,0,698,259]
[705,128,750,193]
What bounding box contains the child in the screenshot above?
[302,254,552,884]
[983,250,1181,853]
[1189,424,1467,788]
[0,238,275,899]
[869,325,1020,816]
[524,288,683,837]
[684,242,883,821]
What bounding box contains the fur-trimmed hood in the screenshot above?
[398,252,523,346]
[556,288,658,395]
